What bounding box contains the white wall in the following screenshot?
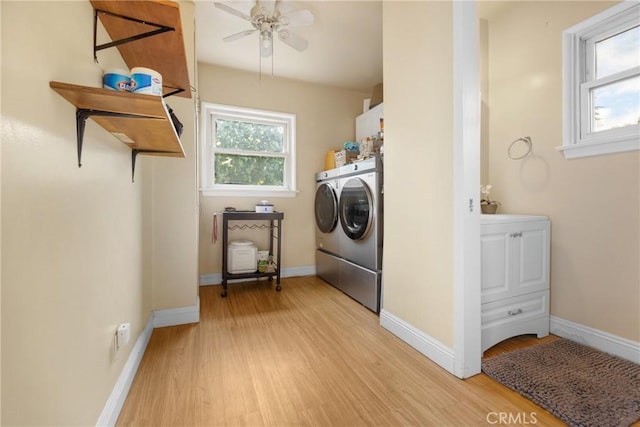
[382,1,455,348]
[197,63,368,278]
[484,1,639,342]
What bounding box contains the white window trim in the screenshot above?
[560,1,640,159]
[200,102,297,198]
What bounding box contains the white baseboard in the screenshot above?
[199,265,316,286]
[153,297,200,328]
[550,315,640,363]
[96,314,154,427]
[97,297,201,426]
[380,309,456,375]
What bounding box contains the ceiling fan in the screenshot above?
[214,1,315,58]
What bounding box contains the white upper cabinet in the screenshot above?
[356,103,384,142]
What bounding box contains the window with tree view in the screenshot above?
[201,103,296,197]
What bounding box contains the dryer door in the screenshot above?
[339,177,374,240]
[315,182,338,233]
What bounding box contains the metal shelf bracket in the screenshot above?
[131,149,177,183]
[93,8,174,62]
[75,108,164,182]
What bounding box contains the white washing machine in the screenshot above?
[315,167,341,287]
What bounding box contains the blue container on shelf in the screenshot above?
[103,68,131,92]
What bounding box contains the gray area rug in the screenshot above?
[482,339,640,427]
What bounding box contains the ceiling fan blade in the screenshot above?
[277,29,308,52]
[257,0,276,17]
[223,29,257,42]
[214,3,251,21]
[278,9,314,27]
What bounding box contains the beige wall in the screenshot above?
[480,18,490,186]
[1,1,197,424]
[382,1,455,347]
[197,63,367,277]
[150,1,199,311]
[0,1,3,419]
[484,1,639,342]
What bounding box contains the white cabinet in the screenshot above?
[481,215,550,352]
[356,103,384,142]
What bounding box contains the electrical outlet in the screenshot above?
[117,323,131,349]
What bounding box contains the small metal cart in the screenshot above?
[221,210,284,297]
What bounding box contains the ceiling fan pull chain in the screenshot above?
[259,41,263,81]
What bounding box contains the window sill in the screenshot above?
[200,188,298,198]
[556,136,639,159]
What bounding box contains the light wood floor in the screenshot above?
[117,276,564,426]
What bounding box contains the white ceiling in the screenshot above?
[196,1,383,91]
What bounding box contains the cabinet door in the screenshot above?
[355,103,384,142]
[481,229,512,303]
[481,220,549,303]
[514,222,550,295]
[356,113,367,142]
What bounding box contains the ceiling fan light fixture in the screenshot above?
[260,31,272,49]
[215,1,313,72]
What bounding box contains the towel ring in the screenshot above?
[508,136,532,160]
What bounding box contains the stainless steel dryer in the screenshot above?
[339,158,383,271]
[314,167,341,287]
[336,157,383,312]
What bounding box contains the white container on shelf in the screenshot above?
[255,200,274,213]
[228,240,257,274]
[130,67,162,96]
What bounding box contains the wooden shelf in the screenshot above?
[50,81,185,156]
[90,0,191,98]
[49,0,191,180]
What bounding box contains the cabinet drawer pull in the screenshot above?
[508,308,523,316]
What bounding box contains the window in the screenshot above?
[200,102,296,197]
[561,1,640,159]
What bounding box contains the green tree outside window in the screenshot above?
[214,119,286,186]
